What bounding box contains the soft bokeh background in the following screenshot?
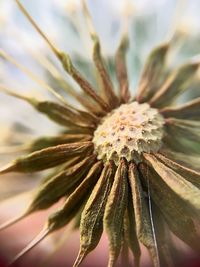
[1,0,200,266]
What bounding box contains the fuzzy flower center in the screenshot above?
[93,101,165,164]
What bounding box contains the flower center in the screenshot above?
[93,101,165,165]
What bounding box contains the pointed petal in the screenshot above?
[151,203,175,267]
[9,227,49,266]
[115,36,131,103]
[128,162,160,267]
[73,161,116,267]
[149,61,199,108]
[26,155,96,213]
[47,161,103,232]
[35,100,96,130]
[82,2,119,109]
[163,119,200,155]
[92,35,119,109]
[139,162,200,252]
[155,153,200,188]
[14,0,109,112]
[58,52,110,112]
[126,190,141,267]
[137,43,169,103]
[0,141,93,173]
[160,150,200,171]
[144,153,200,214]
[28,134,92,152]
[104,158,128,267]
[160,97,200,120]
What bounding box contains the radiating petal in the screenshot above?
[160,97,200,120]
[104,158,128,267]
[115,36,131,103]
[144,153,200,215]
[47,161,103,232]
[150,203,174,267]
[139,162,200,252]
[28,134,92,152]
[74,161,116,267]
[0,141,93,173]
[136,42,169,103]
[163,119,200,155]
[82,2,119,109]
[154,153,200,188]
[128,162,160,267]
[160,149,200,171]
[126,189,141,267]
[149,61,199,108]
[26,155,96,213]
[34,100,96,130]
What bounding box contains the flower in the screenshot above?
[0,0,200,267]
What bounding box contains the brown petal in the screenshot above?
[115,36,131,103]
[0,141,93,173]
[7,160,102,266]
[149,61,199,108]
[92,35,119,109]
[136,42,169,103]
[163,119,200,155]
[58,52,110,112]
[35,100,96,130]
[150,203,175,267]
[139,162,200,252]
[144,153,200,214]
[104,158,128,267]
[154,153,200,188]
[28,134,92,152]
[26,155,96,213]
[74,161,116,267]
[160,97,200,120]
[128,162,160,267]
[126,189,141,267]
[15,0,109,113]
[47,161,103,232]
[160,150,200,171]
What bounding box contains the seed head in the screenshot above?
[93,102,165,164]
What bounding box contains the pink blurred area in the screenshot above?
[0,193,200,267]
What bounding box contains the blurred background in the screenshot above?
[0,0,200,266]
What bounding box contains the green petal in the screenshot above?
[26,155,96,213]
[139,162,200,252]
[104,158,128,267]
[74,161,116,267]
[47,161,103,232]
[128,162,160,267]
[0,141,93,173]
[137,42,169,103]
[149,61,199,108]
[160,97,200,120]
[144,153,200,215]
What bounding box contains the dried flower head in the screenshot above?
[0,1,200,267]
